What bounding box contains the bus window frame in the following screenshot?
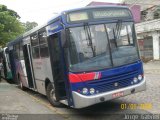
[31,33,39,46]
[14,42,20,60]
[38,28,49,58]
[19,41,24,60]
[30,32,40,59]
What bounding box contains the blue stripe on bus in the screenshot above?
[70,60,143,96]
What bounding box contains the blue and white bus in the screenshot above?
[7,6,146,108]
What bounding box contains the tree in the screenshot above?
[23,21,38,32]
[0,4,24,47]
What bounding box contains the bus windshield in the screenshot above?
[67,22,139,72]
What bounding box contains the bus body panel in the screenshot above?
[32,57,53,95]
[31,22,64,95]
[69,61,143,93]
[72,78,146,108]
[69,61,145,108]
[71,61,146,108]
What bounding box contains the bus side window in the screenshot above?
[32,47,40,58]
[31,33,40,59]
[31,33,39,46]
[38,29,49,58]
[19,42,24,60]
[14,43,20,60]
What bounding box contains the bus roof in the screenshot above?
[7,36,23,46]
[7,15,61,46]
[62,5,129,14]
[7,5,130,46]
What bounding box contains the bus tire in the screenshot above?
[46,83,62,107]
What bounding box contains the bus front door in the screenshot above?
[48,33,67,101]
[23,44,36,89]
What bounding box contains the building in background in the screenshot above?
[122,0,160,11]
[122,0,160,60]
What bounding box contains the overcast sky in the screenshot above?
[0,0,121,25]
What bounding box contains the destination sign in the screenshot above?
[68,12,89,22]
[93,9,131,19]
[67,8,131,23]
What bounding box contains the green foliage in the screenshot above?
[0,4,24,47]
[23,21,38,32]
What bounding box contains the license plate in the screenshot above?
[112,91,124,98]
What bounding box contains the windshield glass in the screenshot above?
[67,22,139,72]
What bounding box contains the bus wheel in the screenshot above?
[46,83,62,107]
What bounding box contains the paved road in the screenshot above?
[0,72,159,120]
[144,60,160,74]
[0,80,66,120]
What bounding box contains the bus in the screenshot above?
[0,47,13,81]
[7,6,146,108]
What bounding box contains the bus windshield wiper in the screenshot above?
[114,20,122,47]
[83,22,96,57]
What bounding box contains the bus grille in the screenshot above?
[86,70,139,93]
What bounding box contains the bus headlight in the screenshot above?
[133,77,138,83]
[138,75,143,81]
[82,88,88,95]
[90,88,95,95]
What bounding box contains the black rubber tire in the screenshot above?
[46,83,62,107]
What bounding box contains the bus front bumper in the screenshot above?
[72,78,146,108]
